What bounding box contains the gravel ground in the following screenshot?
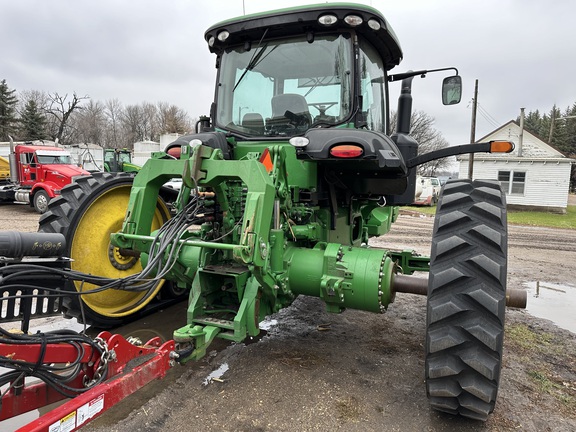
[1,201,575,431]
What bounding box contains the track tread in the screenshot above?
[425,179,507,421]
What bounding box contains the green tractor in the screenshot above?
[103,148,140,173]
[39,3,523,420]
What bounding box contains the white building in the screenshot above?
[133,134,183,166]
[66,143,104,171]
[458,120,574,213]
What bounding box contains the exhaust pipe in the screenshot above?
[0,231,67,258]
[8,136,19,185]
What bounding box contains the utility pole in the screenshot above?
[549,114,576,143]
[518,108,525,157]
[548,109,556,144]
[468,79,478,180]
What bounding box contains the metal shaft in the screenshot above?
[392,274,527,309]
[0,231,67,258]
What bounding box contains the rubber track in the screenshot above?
[425,179,507,421]
[37,172,178,328]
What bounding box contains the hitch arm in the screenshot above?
[0,332,176,431]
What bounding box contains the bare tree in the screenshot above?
[157,102,191,135]
[75,99,106,145]
[390,110,452,176]
[122,104,145,145]
[104,98,124,148]
[46,92,89,144]
[17,90,49,115]
[141,102,158,141]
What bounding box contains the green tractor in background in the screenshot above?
[39,3,523,421]
[103,148,140,173]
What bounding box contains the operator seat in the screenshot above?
[270,93,312,126]
[242,112,265,134]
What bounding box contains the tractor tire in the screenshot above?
[33,190,50,214]
[38,172,172,328]
[425,179,507,421]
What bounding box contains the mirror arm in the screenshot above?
[406,141,491,169]
[389,67,459,82]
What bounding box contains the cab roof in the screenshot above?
[205,3,403,70]
[16,145,63,153]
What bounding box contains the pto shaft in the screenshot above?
[392,274,527,308]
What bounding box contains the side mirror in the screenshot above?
[442,75,462,105]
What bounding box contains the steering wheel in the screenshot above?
[308,102,337,116]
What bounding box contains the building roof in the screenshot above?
[459,120,574,162]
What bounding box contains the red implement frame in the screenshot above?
[0,331,175,431]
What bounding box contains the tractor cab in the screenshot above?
[205,4,403,139]
[203,4,462,202]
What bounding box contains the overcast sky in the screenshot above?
[2,0,575,145]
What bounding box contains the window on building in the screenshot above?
[498,170,526,195]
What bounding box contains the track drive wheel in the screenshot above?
[38,172,171,327]
[425,179,507,421]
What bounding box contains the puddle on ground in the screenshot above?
[523,281,576,334]
[203,362,229,386]
[259,318,278,331]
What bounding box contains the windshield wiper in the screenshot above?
[233,42,269,92]
[233,27,273,92]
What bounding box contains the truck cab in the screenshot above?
[0,143,90,213]
[104,148,140,173]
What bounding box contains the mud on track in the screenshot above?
[1,205,575,431]
[82,212,575,432]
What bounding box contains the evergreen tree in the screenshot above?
[523,109,541,135]
[19,99,47,140]
[0,79,19,141]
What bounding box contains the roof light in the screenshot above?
[344,15,363,27]
[289,137,309,148]
[330,144,363,158]
[208,36,215,47]
[367,18,381,31]
[318,14,338,26]
[489,140,515,153]
[217,30,230,42]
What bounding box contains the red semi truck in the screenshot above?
[0,139,90,213]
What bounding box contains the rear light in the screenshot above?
[167,146,182,158]
[330,145,363,158]
[489,140,514,153]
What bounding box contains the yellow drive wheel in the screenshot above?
[39,172,171,327]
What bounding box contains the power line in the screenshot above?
[476,103,501,129]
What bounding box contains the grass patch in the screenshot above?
[402,205,576,229]
[507,205,576,229]
[528,370,576,407]
[335,396,361,421]
[506,323,553,351]
[402,206,437,215]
